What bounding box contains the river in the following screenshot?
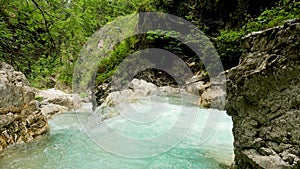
[0,95,233,169]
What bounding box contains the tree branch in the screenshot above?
[31,0,56,56]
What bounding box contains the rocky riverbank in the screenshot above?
[226,18,300,168]
[0,61,90,151]
[35,88,88,119]
[95,71,226,110]
[94,78,188,121]
[2,17,298,168]
[0,62,49,151]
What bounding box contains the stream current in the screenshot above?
[0,95,233,169]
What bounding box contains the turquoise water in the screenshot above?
[0,95,233,169]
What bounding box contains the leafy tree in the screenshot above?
[0,0,299,90]
[0,0,157,89]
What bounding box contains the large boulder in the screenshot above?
[226,18,300,168]
[95,79,183,121]
[0,62,49,151]
[35,88,86,118]
[186,74,226,109]
[199,86,226,109]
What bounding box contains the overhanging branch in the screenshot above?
[31,0,56,56]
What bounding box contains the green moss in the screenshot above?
[95,38,136,85]
[34,96,44,102]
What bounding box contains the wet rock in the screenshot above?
[185,73,210,95]
[95,81,111,106]
[0,113,15,129]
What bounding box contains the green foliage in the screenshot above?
[242,0,300,32]
[0,0,157,89]
[1,0,299,89]
[215,30,244,70]
[145,31,184,54]
[215,0,300,70]
[95,38,136,85]
[28,57,61,89]
[34,95,44,102]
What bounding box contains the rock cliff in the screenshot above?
[226,19,300,168]
[0,62,49,151]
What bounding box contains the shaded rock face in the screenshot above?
[0,62,49,151]
[94,79,112,107]
[134,69,178,87]
[226,19,300,168]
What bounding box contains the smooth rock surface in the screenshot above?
[226,18,300,168]
[35,88,87,118]
[95,79,184,120]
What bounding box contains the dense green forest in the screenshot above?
[0,0,299,90]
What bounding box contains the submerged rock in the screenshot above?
[0,62,49,151]
[226,18,300,168]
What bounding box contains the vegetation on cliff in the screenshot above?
[0,0,299,89]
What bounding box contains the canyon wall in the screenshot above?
[0,62,49,151]
[226,19,300,168]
